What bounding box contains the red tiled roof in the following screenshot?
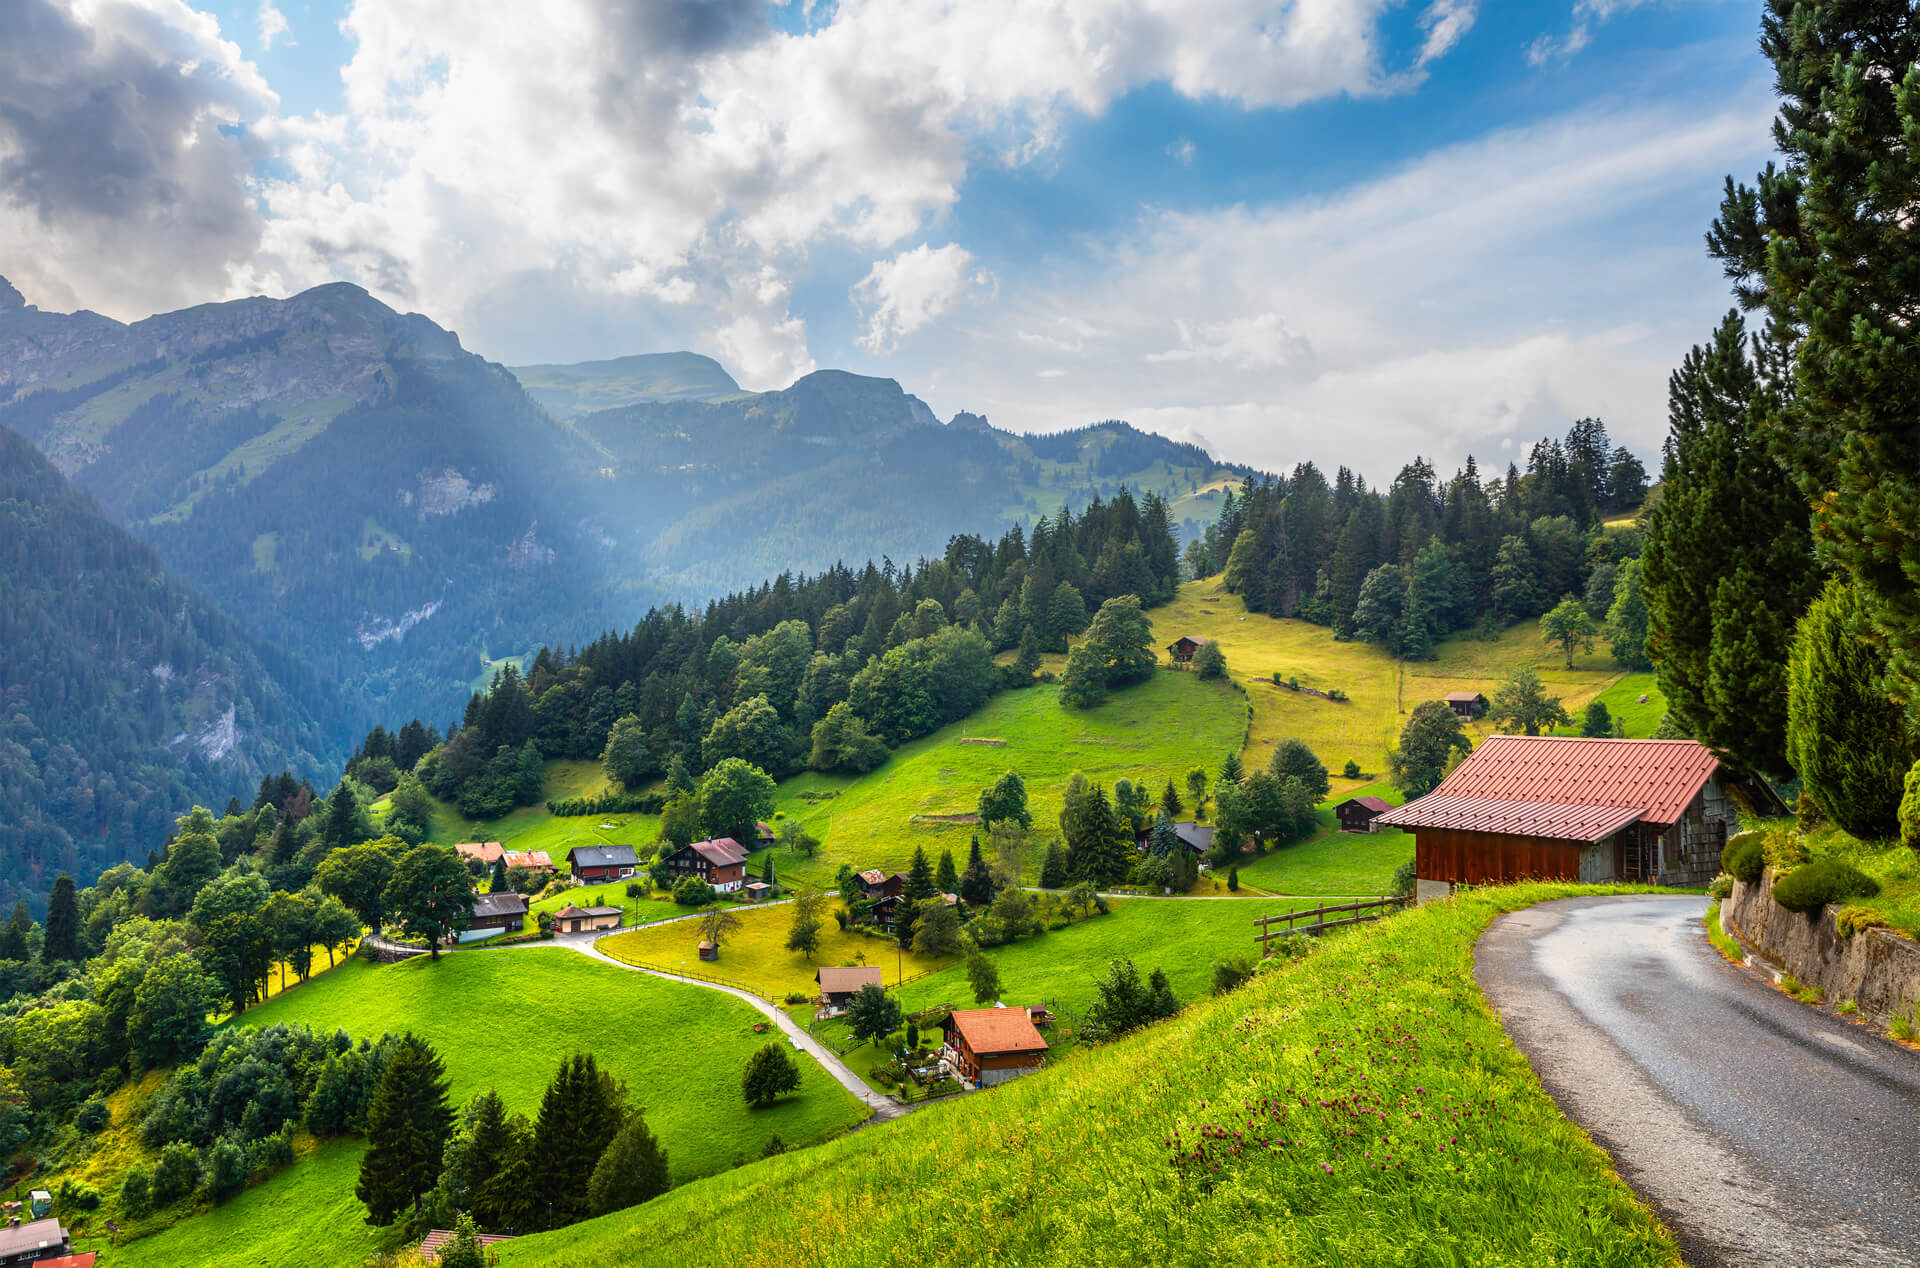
[1424,735,1719,825]
[949,1007,1049,1055]
[35,1255,94,1268]
[455,841,505,863]
[857,868,890,885]
[1373,796,1644,842]
[690,837,748,866]
[420,1229,515,1258]
[1344,796,1392,813]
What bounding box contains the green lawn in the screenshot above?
[771,672,1247,887]
[495,883,1683,1268]
[599,900,954,999]
[1230,780,1413,895]
[103,1139,383,1268]
[1568,671,1667,738]
[374,758,663,864]
[237,950,866,1183]
[521,884,684,931]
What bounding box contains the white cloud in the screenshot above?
[880,90,1775,481]
[10,0,1481,387]
[257,0,289,49]
[852,243,994,353]
[1528,0,1647,66]
[1167,138,1196,165]
[1417,0,1477,67]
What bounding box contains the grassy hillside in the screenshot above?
[1229,780,1411,895]
[238,950,867,1182]
[771,673,1247,887]
[1150,580,1662,793]
[494,884,1682,1268]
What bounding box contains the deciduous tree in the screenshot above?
[1487,667,1572,737]
[1389,701,1471,798]
[741,1042,801,1108]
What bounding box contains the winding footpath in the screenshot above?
[1477,894,1920,1268]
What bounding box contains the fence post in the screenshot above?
[1315,901,1324,935]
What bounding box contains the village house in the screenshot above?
[662,838,750,893]
[1335,795,1392,833]
[1444,691,1489,720]
[502,849,554,874]
[454,841,505,868]
[857,869,905,901]
[871,891,958,933]
[566,844,638,883]
[1165,634,1209,665]
[754,821,778,848]
[815,965,885,1014]
[1133,821,1216,856]
[941,1007,1050,1087]
[464,891,528,941]
[1375,735,1748,899]
[0,1217,69,1268]
[550,905,622,935]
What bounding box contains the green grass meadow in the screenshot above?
[237,950,866,1182]
[1229,780,1412,895]
[495,883,1684,1268]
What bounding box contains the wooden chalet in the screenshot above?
[1374,736,1737,898]
[1165,634,1209,665]
[662,838,749,893]
[454,841,505,867]
[551,905,622,934]
[0,1218,68,1268]
[1134,821,1216,855]
[465,891,528,939]
[1335,796,1392,833]
[754,820,778,848]
[1444,691,1488,720]
[502,849,554,873]
[857,869,905,901]
[566,844,638,883]
[941,1007,1049,1087]
[816,965,884,1013]
[420,1229,514,1262]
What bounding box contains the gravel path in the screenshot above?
[1476,894,1920,1268]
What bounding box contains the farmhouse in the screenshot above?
[1444,691,1488,720]
[816,965,884,1013]
[502,849,553,873]
[754,821,778,848]
[551,905,622,934]
[0,1217,68,1267]
[1134,821,1216,855]
[1374,735,1738,899]
[1165,634,1209,665]
[1335,796,1392,833]
[567,845,638,883]
[857,869,905,901]
[663,838,750,893]
[464,891,528,940]
[941,1007,1049,1087]
[454,841,505,867]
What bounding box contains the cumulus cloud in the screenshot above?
[257,1,289,49]
[882,91,1775,481]
[852,243,993,353]
[0,0,272,314]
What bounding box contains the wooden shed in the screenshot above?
[1165,635,1209,665]
[1375,736,1734,898]
[550,905,622,935]
[697,939,718,962]
[1444,691,1488,720]
[1335,795,1392,833]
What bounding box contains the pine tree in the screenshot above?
[42,874,78,962]
[934,849,958,895]
[1060,779,1129,887]
[533,1053,626,1228]
[1218,751,1244,784]
[489,856,509,893]
[1038,842,1067,889]
[1160,778,1184,819]
[0,901,29,962]
[465,1093,535,1233]
[958,836,994,906]
[587,1111,670,1215]
[356,1035,454,1225]
[1786,582,1915,840]
[903,847,936,902]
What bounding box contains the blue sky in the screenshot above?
[0,0,1776,478]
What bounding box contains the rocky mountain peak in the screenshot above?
[0,276,23,312]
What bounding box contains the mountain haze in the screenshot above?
[510,351,748,416]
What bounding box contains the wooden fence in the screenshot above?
[1253,896,1411,955]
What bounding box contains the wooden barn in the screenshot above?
[1335,795,1392,833]
[1444,691,1488,720]
[1375,736,1738,898]
[1165,635,1210,665]
[816,965,884,1013]
[566,845,637,883]
[662,838,750,893]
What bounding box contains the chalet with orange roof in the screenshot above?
[941,1006,1049,1086]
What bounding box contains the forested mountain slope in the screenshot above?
[0,278,1251,728]
[0,423,352,909]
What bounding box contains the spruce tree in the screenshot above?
[588,1111,670,1215]
[533,1053,625,1228]
[489,856,509,894]
[934,849,958,895]
[1642,313,1819,776]
[1038,842,1067,889]
[356,1035,454,1225]
[1160,778,1183,819]
[1786,582,1915,840]
[903,847,936,902]
[1218,751,1244,784]
[0,901,28,962]
[958,836,994,907]
[464,1092,535,1233]
[42,874,78,962]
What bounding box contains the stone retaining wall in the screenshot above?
[359,933,432,963]
[1722,871,1920,1023]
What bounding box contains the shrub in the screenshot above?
[1893,1009,1918,1042]
[1326,687,1348,701]
[1837,999,1858,1015]
[1835,905,1890,938]
[74,1097,110,1134]
[1706,875,1732,900]
[1771,860,1880,913]
[1902,758,1920,853]
[1226,867,1239,893]
[1390,860,1416,898]
[205,1136,248,1200]
[1762,829,1809,873]
[1192,640,1227,680]
[150,1140,202,1205]
[672,876,717,906]
[1210,955,1255,996]
[1721,833,1765,885]
[52,1179,99,1211]
[1342,760,1361,779]
[118,1167,150,1215]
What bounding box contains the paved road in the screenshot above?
[1477,894,1920,1268]
[507,936,911,1123]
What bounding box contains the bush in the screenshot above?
[1835,905,1890,938]
[1901,758,1920,853]
[118,1167,150,1215]
[1762,829,1809,873]
[74,1097,110,1134]
[150,1140,202,1205]
[1721,832,1765,885]
[672,876,717,906]
[1771,860,1880,914]
[205,1136,248,1200]
[1706,875,1732,900]
[52,1179,99,1211]
[1210,955,1255,995]
[1192,641,1227,680]
[1342,760,1361,779]
[1390,860,1416,898]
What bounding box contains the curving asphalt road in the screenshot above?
[1477,894,1920,1268]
